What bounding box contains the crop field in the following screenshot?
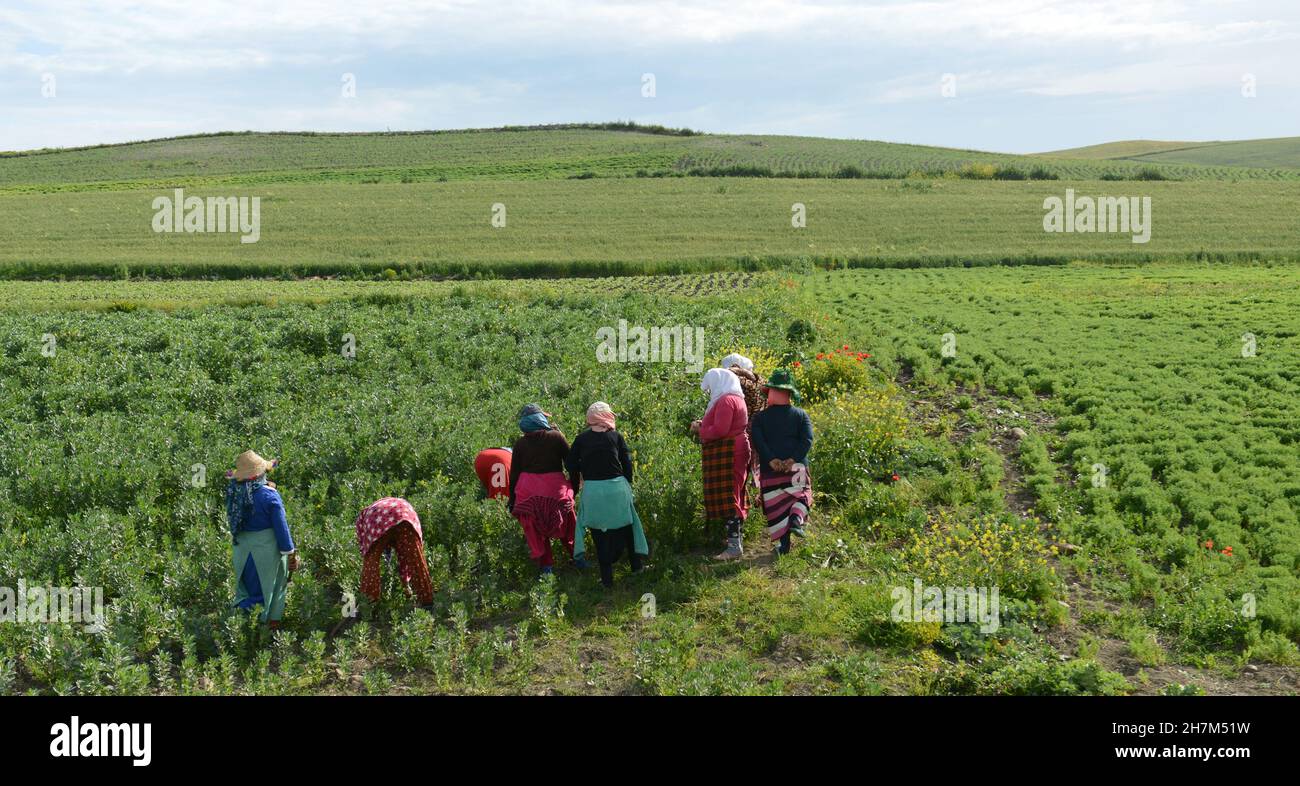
[2,263,1298,695]
[0,271,766,312]
[2,177,1299,280]
[808,263,1300,654]
[2,281,998,696]
[2,127,1298,696]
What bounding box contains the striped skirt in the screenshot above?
[759,466,812,541]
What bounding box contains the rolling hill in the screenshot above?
[1039,136,1300,170]
[4,125,1300,194]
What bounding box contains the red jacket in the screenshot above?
[474,448,513,500]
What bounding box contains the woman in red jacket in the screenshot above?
[474,447,513,500]
[691,368,752,560]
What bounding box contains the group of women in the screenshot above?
[694,354,814,560]
[224,355,814,625]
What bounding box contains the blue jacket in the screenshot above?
[751,404,814,466]
[240,486,295,554]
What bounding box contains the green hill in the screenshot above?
[1036,140,1211,159]
[4,125,1299,194]
[1039,137,1300,170]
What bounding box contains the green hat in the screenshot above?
[763,368,801,398]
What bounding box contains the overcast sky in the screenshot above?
[1,0,1296,153]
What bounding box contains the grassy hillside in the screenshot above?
[5,127,1300,194]
[1041,137,1300,170]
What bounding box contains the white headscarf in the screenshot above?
[720,353,754,372]
[701,367,744,415]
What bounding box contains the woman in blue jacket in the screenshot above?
[225,451,297,628]
[749,370,814,556]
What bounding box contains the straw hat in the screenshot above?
[232,450,277,481]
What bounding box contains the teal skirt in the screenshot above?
[574,477,649,559]
[231,528,289,623]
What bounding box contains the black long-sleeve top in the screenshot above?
[508,428,570,509]
[565,428,633,491]
[750,404,814,466]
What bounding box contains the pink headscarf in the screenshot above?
[586,401,616,432]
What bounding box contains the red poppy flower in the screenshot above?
[1222,546,1233,556]
[843,344,850,350]
[816,353,824,360]
[1203,540,1213,549]
[891,473,900,482]
[793,361,802,367]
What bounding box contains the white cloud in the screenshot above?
[3,0,1296,74]
[1,1,1296,150]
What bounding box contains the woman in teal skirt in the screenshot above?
[566,402,648,587]
[226,450,297,628]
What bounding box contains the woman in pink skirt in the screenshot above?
[509,404,580,576]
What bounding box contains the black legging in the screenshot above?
[590,525,642,587]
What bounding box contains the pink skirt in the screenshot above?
[513,472,576,562]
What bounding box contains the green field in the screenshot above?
[1,127,1296,281]
[1041,137,1300,170]
[1,128,1298,696]
[812,263,1300,638]
[2,175,1298,279]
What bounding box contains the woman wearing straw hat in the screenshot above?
[226,450,297,628]
[509,404,579,577]
[566,402,649,588]
[692,368,752,560]
[750,369,814,556]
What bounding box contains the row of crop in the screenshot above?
[809,265,1300,655]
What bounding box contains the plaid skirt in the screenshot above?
[702,435,748,522]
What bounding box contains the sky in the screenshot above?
[1,0,1297,153]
